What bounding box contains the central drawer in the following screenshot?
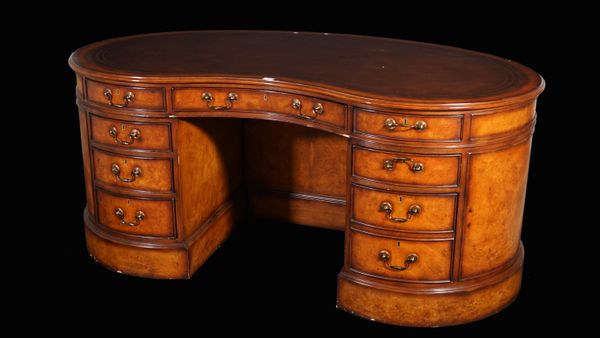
[172,88,348,129]
[352,185,456,233]
[93,149,174,193]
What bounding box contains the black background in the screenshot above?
[35,7,571,335]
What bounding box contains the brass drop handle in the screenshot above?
[383,157,424,172]
[114,208,145,227]
[379,201,421,223]
[103,89,135,108]
[108,127,141,145]
[292,98,324,120]
[201,92,238,110]
[111,164,142,183]
[384,118,427,131]
[379,250,418,271]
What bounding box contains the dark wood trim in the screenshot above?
[351,219,455,236]
[453,149,470,280]
[174,110,348,133]
[90,142,174,158]
[249,188,346,205]
[93,180,175,199]
[350,225,454,242]
[350,177,460,194]
[351,182,460,197]
[77,98,170,119]
[90,146,174,161]
[170,118,184,239]
[81,76,88,100]
[71,72,544,112]
[466,135,533,156]
[81,110,94,218]
[348,268,451,285]
[84,106,176,123]
[165,85,174,114]
[462,111,473,146]
[343,139,354,271]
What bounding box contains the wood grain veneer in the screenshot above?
[70,31,544,327]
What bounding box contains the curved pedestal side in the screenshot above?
[337,244,524,327]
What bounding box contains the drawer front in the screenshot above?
[96,190,175,238]
[354,109,462,141]
[93,149,173,192]
[350,230,452,282]
[90,115,171,151]
[86,80,165,110]
[173,88,347,129]
[353,146,460,187]
[352,186,456,232]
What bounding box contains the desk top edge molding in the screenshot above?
[69,31,544,111]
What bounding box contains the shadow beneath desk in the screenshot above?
[241,119,348,231]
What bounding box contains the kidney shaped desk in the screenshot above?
[69,31,544,327]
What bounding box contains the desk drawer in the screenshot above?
[172,88,347,129]
[96,190,176,238]
[350,230,452,282]
[353,146,460,187]
[93,149,173,193]
[354,109,462,142]
[352,185,456,232]
[90,115,171,151]
[86,79,165,111]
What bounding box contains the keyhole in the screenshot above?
[124,159,128,164]
[127,199,131,205]
[121,124,125,130]
[397,241,401,247]
[263,94,268,101]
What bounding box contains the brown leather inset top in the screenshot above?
[69,31,543,109]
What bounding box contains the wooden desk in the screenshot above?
[69,31,544,327]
